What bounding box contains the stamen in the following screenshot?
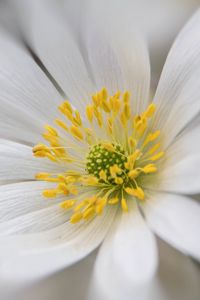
[33,89,164,224]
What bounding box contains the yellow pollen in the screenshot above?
[60,199,76,209]
[33,88,164,224]
[70,125,84,140]
[121,197,129,212]
[42,189,57,198]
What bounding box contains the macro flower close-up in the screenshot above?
[0,0,200,300]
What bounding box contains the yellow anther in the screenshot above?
[58,174,67,182]
[86,105,94,123]
[51,143,65,156]
[96,197,107,215]
[143,130,160,147]
[96,111,103,127]
[88,196,97,205]
[70,211,83,223]
[60,199,76,209]
[64,108,74,121]
[149,151,164,161]
[57,183,69,195]
[45,153,57,162]
[69,186,78,195]
[33,150,47,157]
[65,176,77,184]
[63,100,73,113]
[99,170,107,181]
[74,200,87,212]
[73,110,82,126]
[70,125,84,140]
[110,96,121,113]
[108,197,119,204]
[125,150,141,170]
[58,105,73,121]
[42,133,58,144]
[82,176,99,186]
[128,137,137,149]
[92,94,100,106]
[123,91,130,103]
[120,112,127,127]
[147,143,160,155]
[54,119,69,131]
[115,177,123,184]
[135,187,145,200]
[42,189,57,198]
[46,178,60,182]
[144,103,156,118]
[101,87,108,101]
[102,143,115,152]
[137,118,147,137]
[128,169,140,179]
[125,187,144,200]
[35,172,50,180]
[124,103,131,120]
[121,197,128,212]
[83,207,95,220]
[110,165,122,177]
[44,125,58,136]
[102,100,111,112]
[142,164,157,173]
[107,117,113,134]
[33,143,49,153]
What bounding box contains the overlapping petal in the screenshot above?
[142,192,200,261]
[153,9,200,148]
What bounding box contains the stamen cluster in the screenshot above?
[33,88,164,223]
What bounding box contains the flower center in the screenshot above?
[33,88,164,224]
[86,143,127,184]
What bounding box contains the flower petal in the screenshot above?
[0,181,62,223]
[91,203,157,299]
[0,207,116,281]
[0,204,70,236]
[14,0,95,108]
[144,124,200,194]
[157,239,200,300]
[83,2,150,113]
[153,9,200,148]
[1,251,96,300]
[89,237,200,300]
[0,139,64,182]
[0,28,63,144]
[142,192,200,261]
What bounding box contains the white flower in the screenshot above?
[0,1,200,299]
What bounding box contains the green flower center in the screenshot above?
[86,143,128,184]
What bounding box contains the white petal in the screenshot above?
[14,0,95,108]
[0,140,64,182]
[0,204,70,236]
[0,183,97,235]
[153,9,200,148]
[142,192,200,261]
[1,251,97,299]
[145,124,200,194]
[0,207,116,281]
[157,239,200,300]
[89,237,200,300]
[91,203,157,300]
[83,1,150,113]
[0,181,61,223]
[0,29,63,144]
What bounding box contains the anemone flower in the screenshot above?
[0,1,200,300]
